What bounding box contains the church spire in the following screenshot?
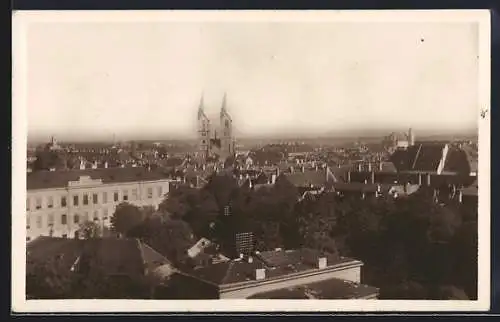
[220,92,232,121]
[221,92,227,114]
[198,92,206,120]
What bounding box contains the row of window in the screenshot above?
[26,209,111,230]
[27,186,165,211]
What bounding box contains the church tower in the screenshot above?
[219,93,234,158]
[197,94,211,159]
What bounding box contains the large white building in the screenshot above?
[26,167,175,241]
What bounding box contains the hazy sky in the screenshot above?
[26,19,479,141]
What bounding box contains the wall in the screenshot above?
[26,179,172,241]
[220,264,362,299]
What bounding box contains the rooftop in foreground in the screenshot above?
[248,278,379,299]
[191,248,360,286]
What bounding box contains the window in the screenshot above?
[26,198,30,211]
[35,197,42,210]
[74,214,80,224]
[102,192,108,204]
[47,196,54,208]
[147,188,153,199]
[132,189,138,200]
[157,186,163,198]
[73,195,79,206]
[93,193,98,204]
[61,196,67,207]
[26,216,30,229]
[93,211,99,221]
[123,190,129,201]
[36,216,42,229]
[61,214,67,225]
[48,213,54,226]
[114,192,119,202]
[83,212,89,222]
[83,194,89,205]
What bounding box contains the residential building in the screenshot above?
[187,248,379,299]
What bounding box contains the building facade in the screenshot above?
[26,168,174,241]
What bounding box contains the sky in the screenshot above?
[25,18,480,141]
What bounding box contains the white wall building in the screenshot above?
[26,167,175,241]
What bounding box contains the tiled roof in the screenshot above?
[81,238,145,276]
[191,248,356,286]
[27,237,83,273]
[248,278,378,299]
[442,147,471,175]
[27,236,173,280]
[27,167,172,190]
[390,143,446,173]
[283,167,349,188]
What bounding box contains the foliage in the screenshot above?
[128,214,196,267]
[78,220,101,239]
[110,202,145,236]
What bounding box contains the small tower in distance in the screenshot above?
[197,94,211,159]
[408,128,415,146]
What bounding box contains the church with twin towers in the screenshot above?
[197,93,236,162]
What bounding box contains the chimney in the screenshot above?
[318,257,327,269]
[255,268,266,280]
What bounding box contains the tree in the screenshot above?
[78,220,101,239]
[110,203,145,237]
[128,215,196,267]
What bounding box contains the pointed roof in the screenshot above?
[220,92,232,121]
[198,93,208,120]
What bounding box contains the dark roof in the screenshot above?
[27,237,170,279]
[390,143,446,173]
[27,167,172,190]
[191,248,357,286]
[248,278,379,299]
[27,237,83,273]
[332,182,394,193]
[442,147,472,175]
[80,238,145,276]
[283,167,348,188]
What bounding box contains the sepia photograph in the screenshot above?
[12,10,490,312]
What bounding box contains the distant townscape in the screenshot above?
[26,95,478,300]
